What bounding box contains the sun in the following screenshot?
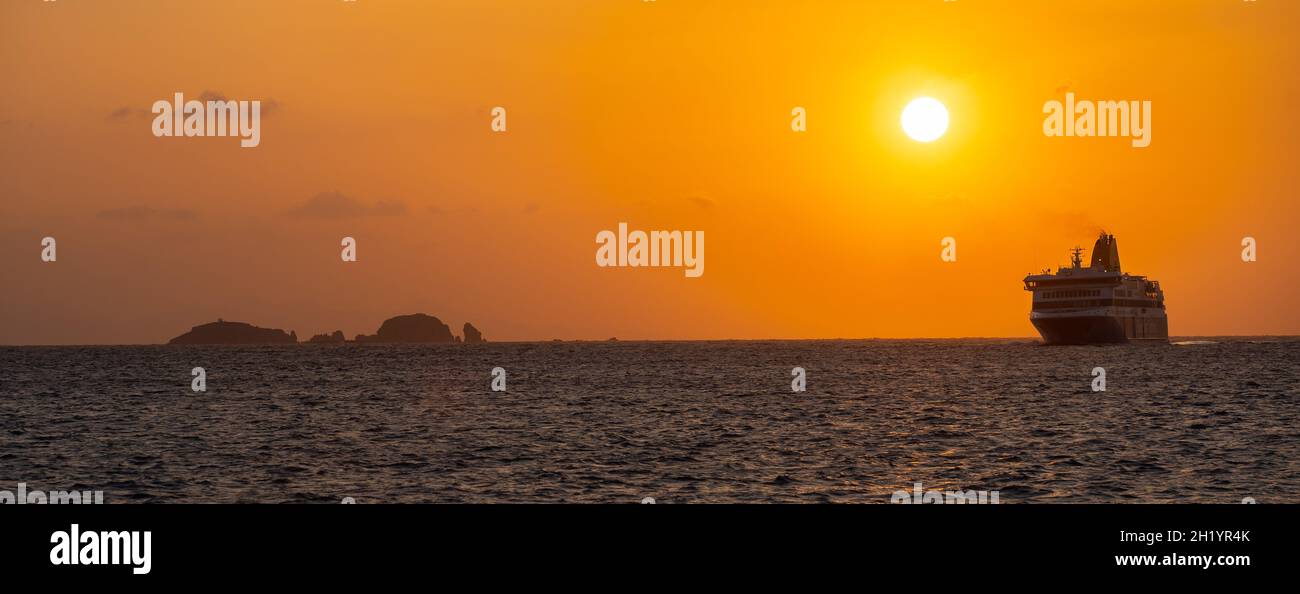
[901,97,949,142]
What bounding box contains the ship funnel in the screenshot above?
[1089,232,1121,273]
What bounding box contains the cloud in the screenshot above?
[287,192,407,219]
[108,91,281,121]
[426,204,481,216]
[106,106,152,121]
[96,206,198,221]
[687,196,715,210]
[197,91,281,117]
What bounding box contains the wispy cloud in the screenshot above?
[287,192,406,219]
[687,195,715,210]
[96,206,198,221]
[107,91,281,121]
[197,90,281,117]
[106,106,150,121]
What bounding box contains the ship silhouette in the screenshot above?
[1023,233,1168,344]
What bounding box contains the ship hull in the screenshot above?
[1030,313,1168,345]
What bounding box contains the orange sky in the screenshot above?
[2,0,1298,344]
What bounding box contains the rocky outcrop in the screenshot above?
[355,313,455,343]
[171,315,485,345]
[307,330,345,344]
[168,319,297,345]
[463,323,484,344]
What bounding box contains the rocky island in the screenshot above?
[306,330,346,344]
[463,322,485,344]
[168,319,298,345]
[354,313,455,343]
[168,314,486,345]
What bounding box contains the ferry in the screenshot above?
[1023,233,1168,344]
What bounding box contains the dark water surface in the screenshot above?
[1,339,1297,503]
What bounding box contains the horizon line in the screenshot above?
[3,334,1298,347]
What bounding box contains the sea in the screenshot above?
[1,339,1296,503]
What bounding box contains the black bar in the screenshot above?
[2,504,1286,583]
